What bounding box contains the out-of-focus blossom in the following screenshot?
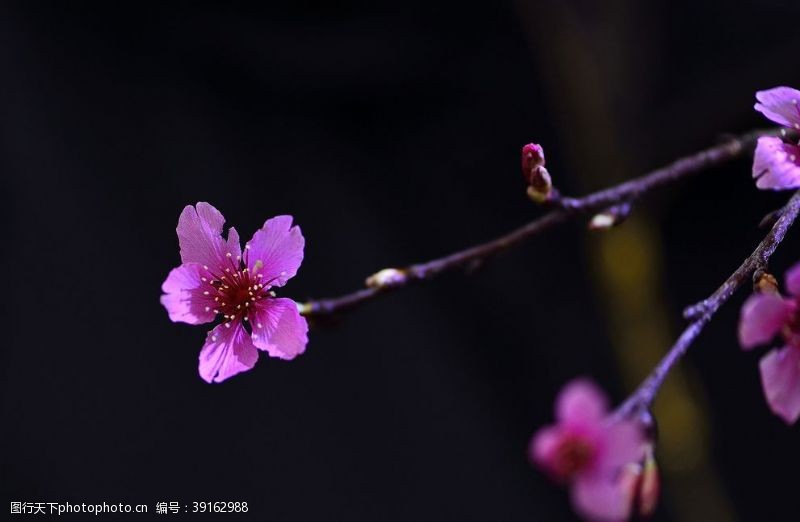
[161,202,308,383]
[752,87,800,190]
[738,262,800,423]
[530,379,645,521]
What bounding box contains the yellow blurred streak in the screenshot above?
[595,218,704,470]
[593,219,735,520]
[514,0,737,519]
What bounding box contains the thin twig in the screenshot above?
[300,128,777,318]
[614,190,800,420]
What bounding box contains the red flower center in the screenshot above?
[553,434,596,480]
[201,256,275,326]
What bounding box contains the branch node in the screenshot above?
[588,202,633,231]
[365,268,408,289]
[682,300,707,320]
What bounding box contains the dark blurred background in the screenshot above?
[3,1,800,520]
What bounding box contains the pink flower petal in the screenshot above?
[755,87,800,129]
[177,202,241,271]
[785,261,800,297]
[759,346,800,424]
[738,293,790,350]
[160,262,217,324]
[198,321,259,383]
[556,379,609,425]
[244,215,304,287]
[572,474,632,522]
[529,425,561,471]
[250,298,308,360]
[226,226,242,260]
[752,137,800,190]
[596,421,643,474]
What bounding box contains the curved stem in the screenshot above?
[614,189,800,420]
[300,128,777,318]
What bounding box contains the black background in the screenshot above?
[3,2,800,521]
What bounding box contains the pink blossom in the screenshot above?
[738,262,800,423]
[752,87,800,190]
[530,380,644,522]
[161,202,309,383]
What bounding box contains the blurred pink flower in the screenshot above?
[752,87,800,190]
[530,379,644,522]
[739,262,800,423]
[161,202,308,383]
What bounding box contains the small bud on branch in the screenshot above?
[619,450,659,519]
[753,269,779,294]
[588,202,632,231]
[521,143,554,203]
[637,448,660,518]
[365,268,408,289]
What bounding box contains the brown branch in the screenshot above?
[614,189,800,420]
[300,128,778,318]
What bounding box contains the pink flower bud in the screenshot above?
[618,446,660,519]
[521,143,553,203]
[637,449,660,518]
[521,143,546,184]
